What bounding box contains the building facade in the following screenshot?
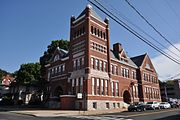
[45,5,161,110]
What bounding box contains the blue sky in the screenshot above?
[1,0,180,80]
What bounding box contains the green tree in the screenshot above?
[16,63,41,86]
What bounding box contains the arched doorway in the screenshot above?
[123,90,131,104]
[54,86,63,97]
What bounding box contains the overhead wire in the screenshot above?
[125,0,180,54]
[87,0,180,65]
[99,0,180,59]
[165,0,180,24]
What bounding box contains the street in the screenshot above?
[0,108,180,120]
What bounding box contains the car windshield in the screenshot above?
[160,102,165,104]
[147,102,153,104]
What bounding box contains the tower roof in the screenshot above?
[76,4,104,22]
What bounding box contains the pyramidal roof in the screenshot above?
[76,4,104,22]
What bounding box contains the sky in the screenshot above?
[0,0,180,81]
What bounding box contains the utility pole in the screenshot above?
[164,83,168,102]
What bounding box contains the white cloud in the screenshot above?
[152,42,180,81]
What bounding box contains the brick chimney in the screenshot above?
[113,43,123,53]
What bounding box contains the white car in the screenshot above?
[146,101,160,110]
[159,102,171,109]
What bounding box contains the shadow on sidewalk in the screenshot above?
[0,105,60,112]
[155,114,180,120]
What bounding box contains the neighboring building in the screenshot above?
[44,5,161,110]
[160,79,180,101]
[0,75,15,95]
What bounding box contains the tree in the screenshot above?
[16,63,41,86]
[40,39,69,78]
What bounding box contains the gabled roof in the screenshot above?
[110,50,138,68]
[130,53,147,67]
[49,47,69,62]
[76,4,104,23]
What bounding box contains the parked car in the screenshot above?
[146,101,160,110]
[168,101,177,108]
[159,102,171,109]
[128,102,146,112]
[175,101,180,108]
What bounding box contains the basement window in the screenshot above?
[93,102,97,109]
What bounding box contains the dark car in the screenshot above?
[168,101,177,108]
[128,102,146,112]
[175,101,180,108]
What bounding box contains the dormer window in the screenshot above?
[54,54,59,62]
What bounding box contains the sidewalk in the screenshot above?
[0,107,126,117]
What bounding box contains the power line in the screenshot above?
[99,0,180,59]
[165,0,180,24]
[125,0,180,54]
[87,0,180,65]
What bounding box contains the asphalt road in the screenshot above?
[0,108,180,120]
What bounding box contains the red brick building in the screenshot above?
[45,5,161,110]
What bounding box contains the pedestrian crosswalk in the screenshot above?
[68,115,134,120]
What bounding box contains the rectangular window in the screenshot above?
[77,59,80,68]
[92,78,95,95]
[100,60,103,71]
[97,78,100,95]
[115,82,119,96]
[132,71,136,79]
[111,65,114,74]
[116,66,118,75]
[93,102,97,109]
[114,66,117,75]
[121,68,124,76]
[113,103,116,108]
[101,79,104,95]
[73,60,76,68]
[76,78,79,93]
[95,59,99,70]
[125,69,129,78]
[63,65,65,72]
[104,62,107,72]
[117,103,120,108]
[112,81,114,96]
[82,57,84,65]
[54,67,57,73]
[72,79,75,94]
[106,102,109,109]
[105,80,108,95]
[51,68,54,75]
[80,77,83,93]
[91,58,94,69]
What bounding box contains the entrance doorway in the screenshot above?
[123,90,131,104]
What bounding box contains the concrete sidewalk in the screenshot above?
[0,107,126,117]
